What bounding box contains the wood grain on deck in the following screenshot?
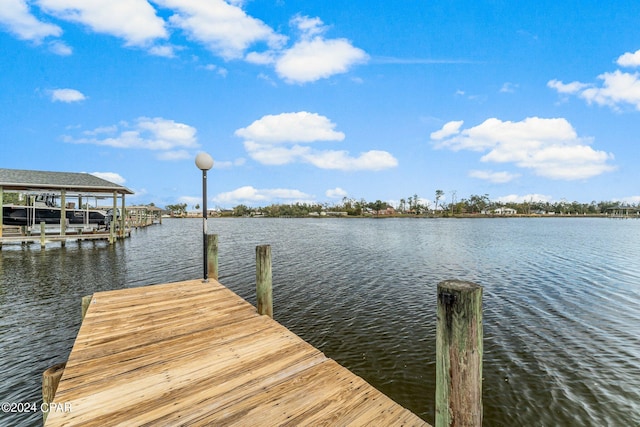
[46,279,429,426]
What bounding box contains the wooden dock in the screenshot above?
[0,225,129,248]
[45,279,429,426]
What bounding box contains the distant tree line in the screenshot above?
[2,190,632,218]
[166,203,188,217]
[209,190,638,218]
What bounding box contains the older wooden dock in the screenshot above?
[45,279,429,426]
[1,224,129,248]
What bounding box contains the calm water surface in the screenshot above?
[1,218,639,426]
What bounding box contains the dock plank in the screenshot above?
[46,279,429,426]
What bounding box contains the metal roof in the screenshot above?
[0,168,134,195]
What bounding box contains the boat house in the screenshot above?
[607,206,640,218]
[126,205,164,227]
[1,168,134,244]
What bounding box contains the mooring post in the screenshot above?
[435,280,483,427]
[109,220,115,244]
[42,362,66,424]
[207,234,219,281]
[256,244,273,317]
[82,295,92,320]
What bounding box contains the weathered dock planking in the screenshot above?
[45,279,429,426]
[1,223,129,248]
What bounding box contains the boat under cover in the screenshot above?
[2,194,108,227]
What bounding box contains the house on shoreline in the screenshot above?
[481,207,517,216]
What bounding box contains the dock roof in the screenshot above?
[0,168,133,195]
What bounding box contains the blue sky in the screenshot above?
[2,0,640,209]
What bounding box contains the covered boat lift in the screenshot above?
[0,168,134,247]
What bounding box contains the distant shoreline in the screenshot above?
[174,213,638,219]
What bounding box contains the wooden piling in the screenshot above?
[43,294,92,422]
[81,295,92,320]
[256,244,273,317]
[40,222,46,248]
[42,362,66,423]
[207,234,219,281]
[435,280,483,427]
[109,220,115,244]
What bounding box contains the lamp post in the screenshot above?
[195,152,214,282]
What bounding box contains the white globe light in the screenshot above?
[195,152,214,170]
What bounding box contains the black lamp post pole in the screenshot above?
[202,169,208,282]
[196,152,213,283]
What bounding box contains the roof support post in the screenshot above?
[60,190,66,246]
[112,191,117,239]
[0,186,3,241]
[78,195,86,228]
[121,194,126,238]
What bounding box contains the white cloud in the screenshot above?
[89,171,126,185]
[2,2,367,84]
[432,117,615,180]
[500,82,518,93]
[156,150,191,161]
[200,64,228,77]
[579,70,640,110]
[82,125,118,135]
[547,79,590,94]
[617,49,640,67]
[213,158,245,169]
[214,186,312,205]
[430,120,463,140]
[0,0,61,42]
[290,15,326,39]
[156,0,285,60]
[617,195,640,205]
[38,0,167,46]
[65,117,199,158]
[236,112,397,171]
[326,187,348,198]
[245,51,276,65]
[469,170,520,183]
[148,44,176,58]
[50,88,86,102]
[275,38,368,84]
[302,149,398,171]
[235,111,345,143]
[549,50,640,110]
[242,141,308,165]
[48,40,72,55]
[128,188,147,199]
[274,16,368,84]
[185,6,367,83]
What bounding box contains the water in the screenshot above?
[1,217,639,426]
